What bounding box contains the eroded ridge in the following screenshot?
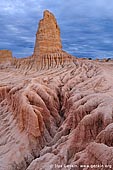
[11,52,75,72]
[1,58,113,170]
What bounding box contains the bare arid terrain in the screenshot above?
[0,10,113,170]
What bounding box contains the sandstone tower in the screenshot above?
[33,10,62,57]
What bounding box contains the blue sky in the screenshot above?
[0,0,113,58]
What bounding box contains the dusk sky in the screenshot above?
[0,0,113,58]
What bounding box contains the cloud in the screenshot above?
[0,0,43,57]
[0,0,113,58]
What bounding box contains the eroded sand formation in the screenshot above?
[0,10,113,170]
[0,50,12,63]
[33,10,62,57]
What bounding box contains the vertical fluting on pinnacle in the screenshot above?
[33,10,62,57]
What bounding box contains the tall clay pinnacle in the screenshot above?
[33,10,62,57]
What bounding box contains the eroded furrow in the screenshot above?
[0,60,113,170]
